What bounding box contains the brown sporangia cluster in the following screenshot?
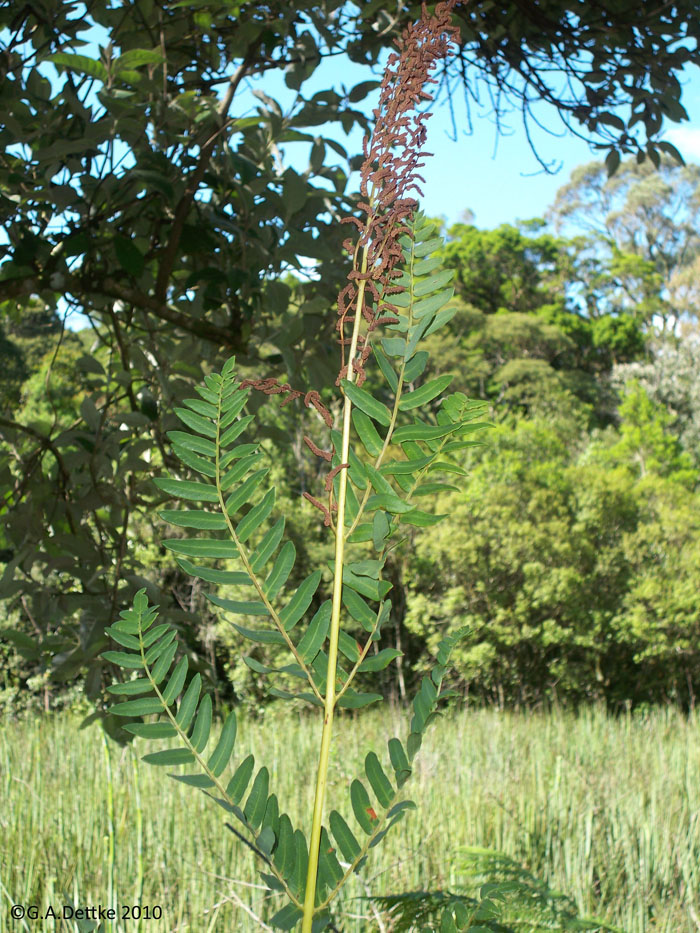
[335,0,462,388]
[238,378,333,431]
[243,2,462,527]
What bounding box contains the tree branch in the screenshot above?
[154,46,260,302]
[0,272,246,349]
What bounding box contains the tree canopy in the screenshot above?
[1,0,697,349]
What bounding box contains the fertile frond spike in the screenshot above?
[98,3,497,927]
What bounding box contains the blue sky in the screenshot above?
[237,50,700,231]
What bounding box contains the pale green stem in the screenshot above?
[301,247,369,932]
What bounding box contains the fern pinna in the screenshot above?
[102,2,491,930]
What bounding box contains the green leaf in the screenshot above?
[392,422,455,443]
[292,830,309,897]
[153,478,219,502]
[169,774,215,789]
[207,712,237,777]
[224,469,268,515]
[144,628,177,665]
[150,642,178,684]
[274,814,295,879]
[343,566,391,601]
[158,510,226,530]
[280,570,322,632]
[428,460,468,476]
[403,351,429,383]
[365,752,394,808]
[244,767,269,829]
[48,52,107,81]
[381,336,406,357]
[424,306,457,338]
[605,148,621,176]
[413,482,459,497]
[166,431,216,457]
[318,826,344,891]
[257,826,276,858]
[123,722,177,739]
[231,624,286,646]
[142,748,195,767]
[261,793,280,837]
[657,140,685,166]
[111,697,164,717]
[373,346,399,393]
[388,738,412,787]
[163,539,238,559]
[175,558,250,586]
[358,648,401,672]
[220,453,263,490]
[140,623,172,648]
[226,753,255,804]
[107,678,152,696]
[329,810,361,862]
[413,236,442,257]
[161,656,188,705]
[220,413,254,448]
[114,48,164,69]
[372,511,390,551]
[398,374,454,411]
[400,509,448,527]
[190,694,212,753]
[297,601,331,662]
[219,442,259,468]
[264,540,296,599]
[250,517,285,572]
[412,288,453,320]
[270,904,302,931]
[171,443,218,477]
[342,589,377,632]
[352,410,384,457]
[347,523,373,543]
[174,407,217,438]
[176,673,201,730]
[413,256,442,276]
[351,779,377,835]
[102,651,143,670]
[114,236,145,276]
[412,267,453,296]
[366,494,414,515]
[208,594,268,615]
[341,380,392,426]
[338,630,360,664]
[236,488,276,542]
[337,691,383,709]
[105,627,141,650]
[182,397,218,419]
[386,800,416,820]
[379,456,432,475]
[365,463,395,496]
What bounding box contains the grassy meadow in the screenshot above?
[1,704,698,932]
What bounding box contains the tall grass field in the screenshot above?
[1,705,698,932]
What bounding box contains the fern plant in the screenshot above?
[101,2,496,929]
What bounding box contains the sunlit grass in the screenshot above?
[1,704,698,932]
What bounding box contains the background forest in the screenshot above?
[2,154,699,715]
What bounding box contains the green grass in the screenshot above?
[1,704,698,932]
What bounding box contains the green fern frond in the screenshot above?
[102,589,309,907]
